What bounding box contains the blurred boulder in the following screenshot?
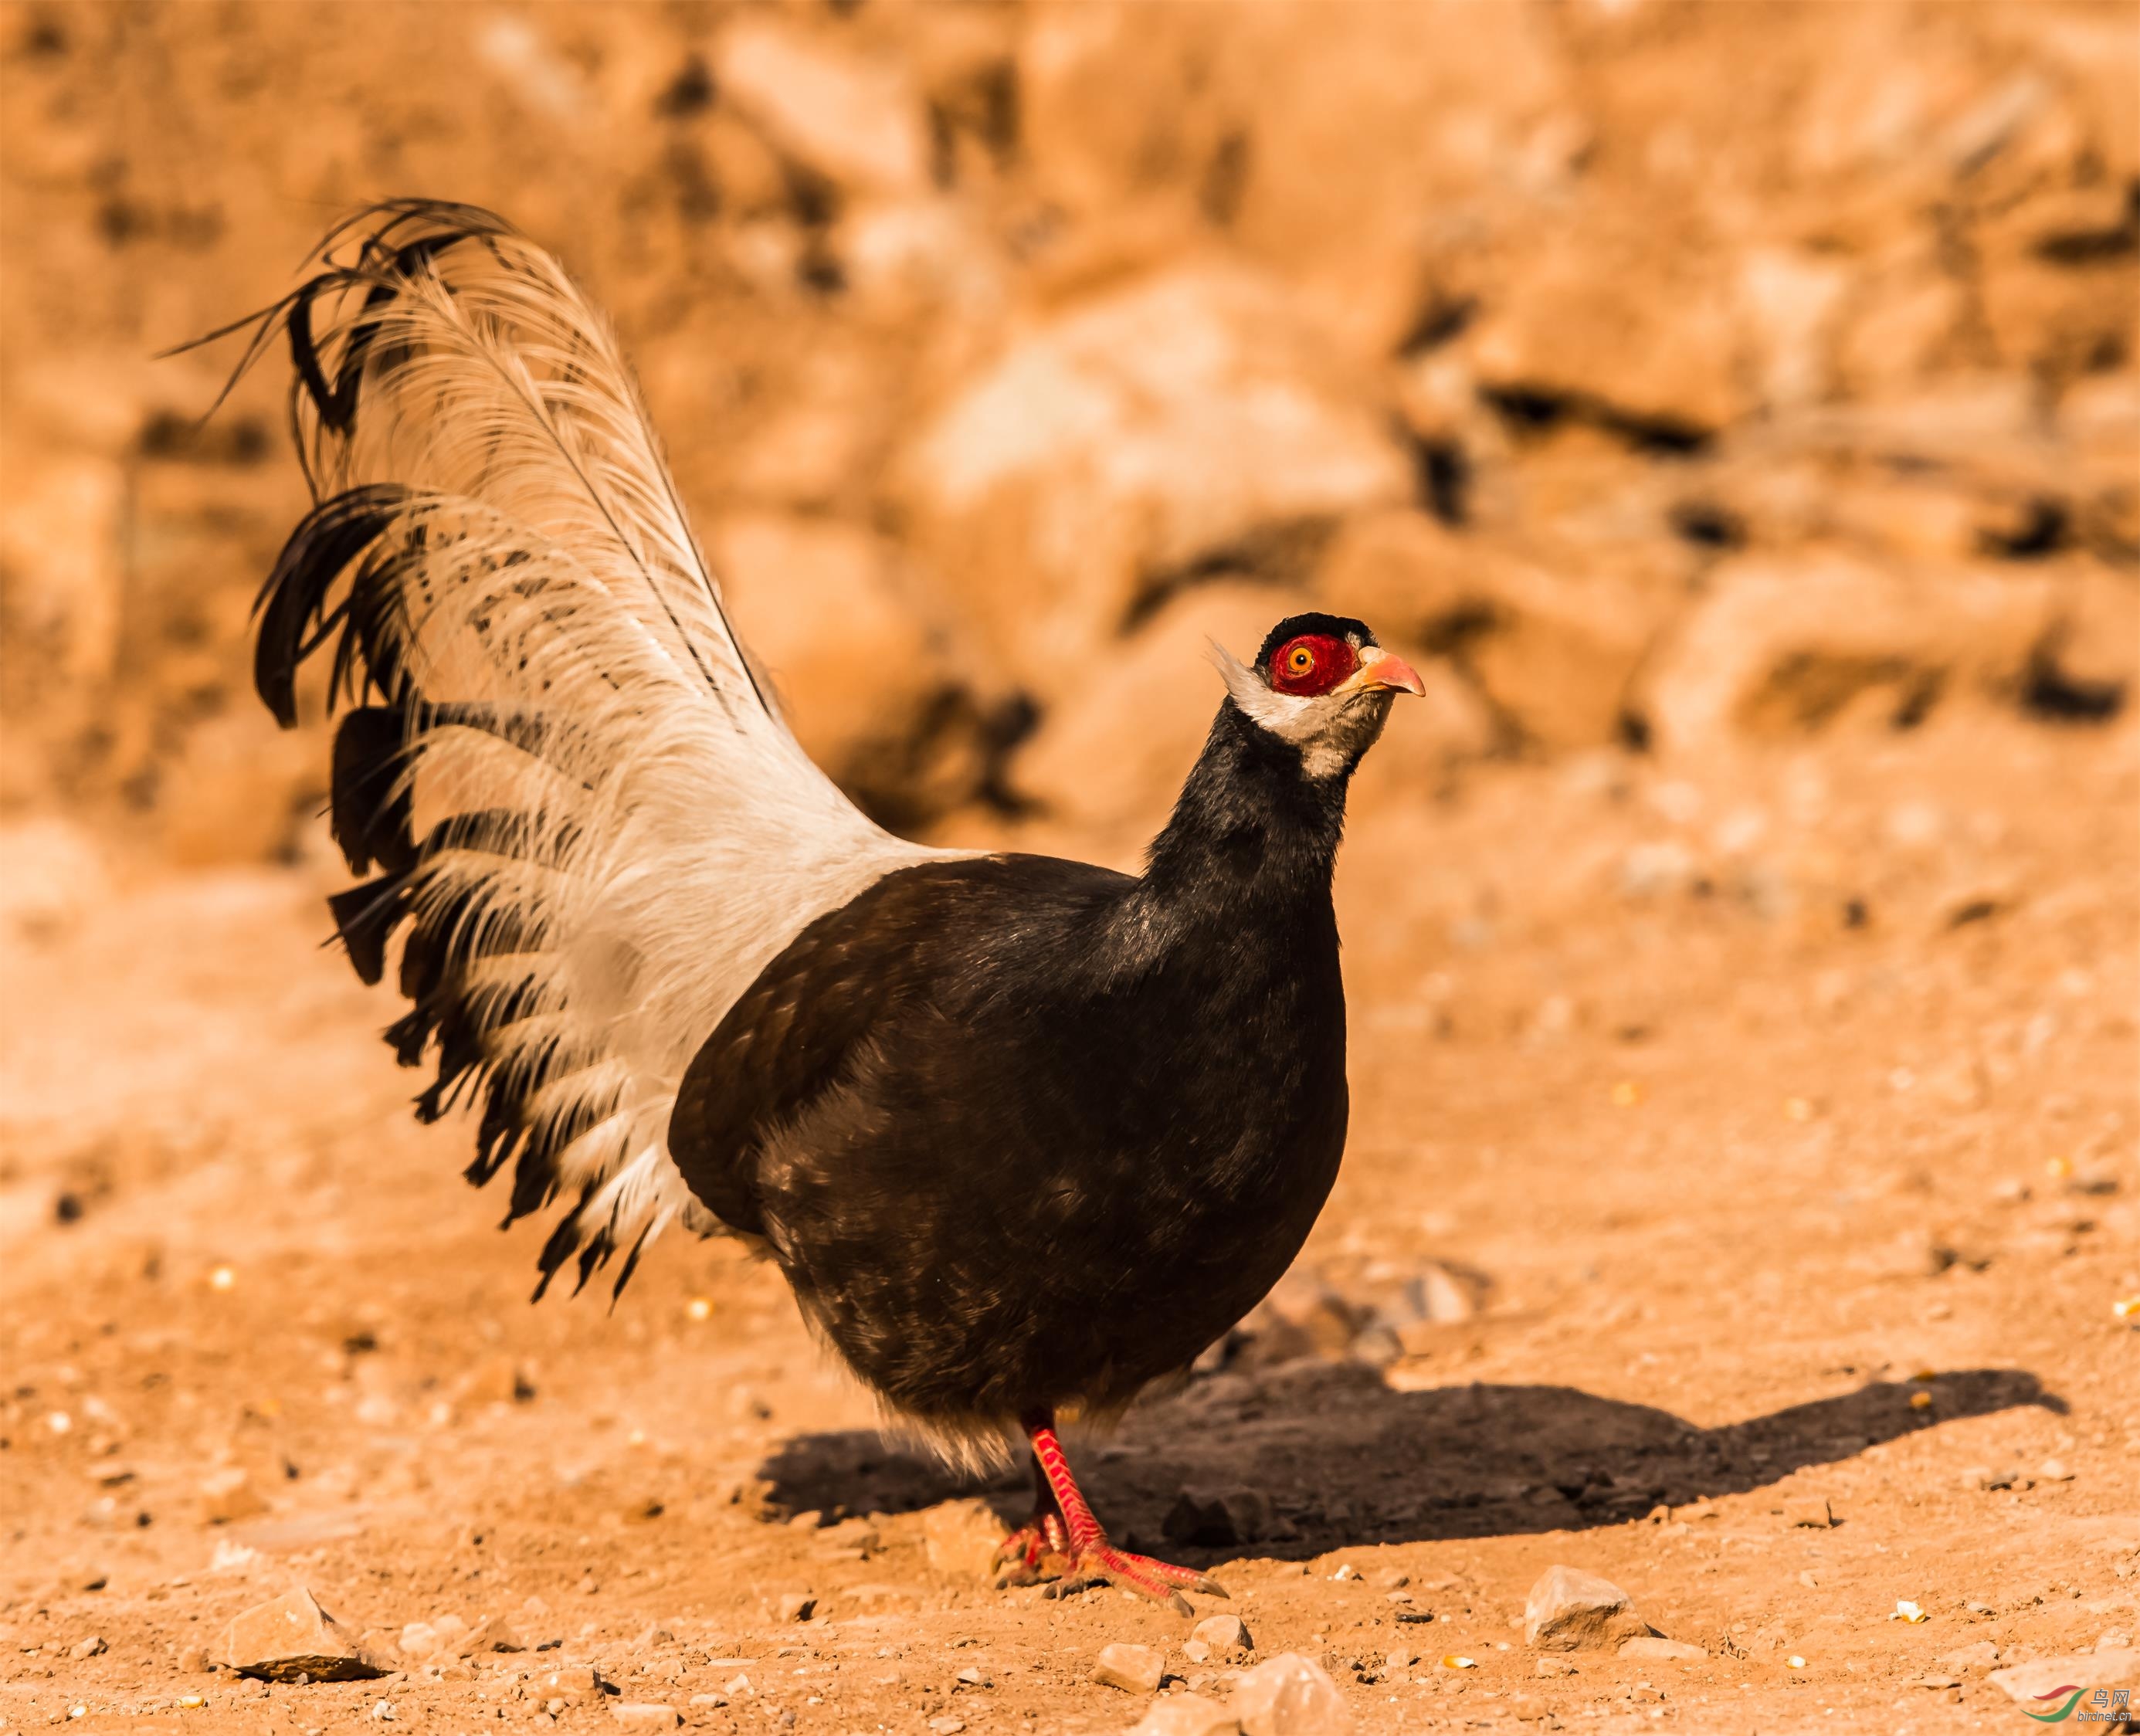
[1019,2,1567,358]
[1219,1,1568,358]
[2062,371,2139,559]
[0,455,125,802]
[713,18,929,197]
[1636,553,2063,755]
[1469,226,1746,439]
[152,710,324,867]
[1015,5,1234,231]
[1008,582,1315,834]
[1832,242,1970,400]
[836,197,1006,335]
[1315,511,1476,639]
[0,818,110,944]
[2026,564,2136,721]
[1976,182,2140,386]
[713,514,1004,828]
[700,111,791,219]
[732,400,871,511]
[900,264,1411,702]
[1739,248,1851,412]
[1318,511,1663,749]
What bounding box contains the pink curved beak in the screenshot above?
[1351,645,1427,697]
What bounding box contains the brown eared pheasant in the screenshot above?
[220,202,1426,1612]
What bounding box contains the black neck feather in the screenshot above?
[1138,701,1349,914]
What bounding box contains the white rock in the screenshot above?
[222,1586,385,1682]
[1231,1653,1350,1735]
[1192,1614,1254,1657]
[1092,1642,1166,1694]
[1524,1565,1652,1653]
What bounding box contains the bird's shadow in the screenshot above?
[755,1364,2061,1560]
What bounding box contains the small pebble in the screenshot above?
[775,1592,816,1622]
[1091,1642,1165,1695]
[1190,1614,1252,1656]
[608,1706,680,1731]
[2038,1458,2073,1481]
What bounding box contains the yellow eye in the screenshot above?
[1288,646,1314,671]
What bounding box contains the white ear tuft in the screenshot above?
[1209,638,1267,710]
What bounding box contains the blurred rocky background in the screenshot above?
[1,0,2134,882]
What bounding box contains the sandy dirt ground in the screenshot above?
[4,707,2135,1736]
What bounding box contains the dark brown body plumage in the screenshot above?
[670,699,1362,1436]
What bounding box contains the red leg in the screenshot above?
[1004,1411,1227,1615]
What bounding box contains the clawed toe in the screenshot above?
[1039,1544,1224,1612]
[992,1415,1225,1616]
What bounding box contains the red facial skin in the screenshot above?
[1265,633,1359,697]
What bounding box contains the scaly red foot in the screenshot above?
[990,1509,1067,1587]
[1041,1540,1228,1615]
[994,1412,1227,1616]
